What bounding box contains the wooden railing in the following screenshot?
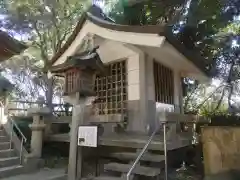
[7,100,73,117]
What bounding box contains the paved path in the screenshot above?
[2,168,66,180]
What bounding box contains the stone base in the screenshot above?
[23,156,45,173]
[127,100,167,135]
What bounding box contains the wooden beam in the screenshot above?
[49,116,72,123]
[158,112,209,123]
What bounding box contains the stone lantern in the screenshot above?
[51,47,105,180]
[51,46,105,97]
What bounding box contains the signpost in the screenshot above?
[78,126,98,147]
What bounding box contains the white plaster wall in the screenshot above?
[145,55,155,101]
[140,43,208,82]
[173,70,183,113]
[127,53,141,101]
[97,40,136,64]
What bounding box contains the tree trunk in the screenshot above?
[45,76,53,112]
[186,0,200,26]
[214,88,226,111]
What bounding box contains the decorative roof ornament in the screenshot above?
[51,46,105,74]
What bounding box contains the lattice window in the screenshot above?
[94,61,127,115]
[154,61,174,104]
[64,68,95,96]
[65,68,79,94]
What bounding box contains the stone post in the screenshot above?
[68,93,86,180]
[28,107,50,158]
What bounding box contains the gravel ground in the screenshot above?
[168,169,202,180]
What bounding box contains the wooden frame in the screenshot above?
[94,60,127,115]
[153,61,174,104]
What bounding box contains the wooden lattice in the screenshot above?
[154,61,174,104]
[65,68,79,94]
[64,68,95,95]
[94,61,127,115]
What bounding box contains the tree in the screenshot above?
[0,0,90,109]
[94,0,240,115]
[214,23,240,113]
[0,52,64,102]
[94,0,239,75]
[181,0,240,115]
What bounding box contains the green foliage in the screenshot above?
[0,0,239,111]
[0,0,90,102]
[199,101,229,117]
[95,0,239,76]
[3,0,87,61]
[183,5,240,115]
[99,0,186,25]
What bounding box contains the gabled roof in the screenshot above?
[51,5,210,77]
[51,46,105,74]
[0,30,27,61]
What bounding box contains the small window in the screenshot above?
[154,61,174,104]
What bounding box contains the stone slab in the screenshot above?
[1,168,66,180]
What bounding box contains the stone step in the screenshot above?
[0,142,11,150]
[46,174,67,180]
[104,163,161,177]
[100,137,166,151]
[0,157,19,168]
[0,136,9,143]
[0,149,15,158]
[108,152,165,163]
[92,176,123,180]
[0,165,24,178]
[0,130,6,136]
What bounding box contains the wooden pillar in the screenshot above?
[173,70,183,113]
[68,93,86,180]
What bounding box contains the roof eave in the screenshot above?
[50,10,210,77]
[161,27,210,77]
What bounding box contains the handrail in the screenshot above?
[127,122,168,180]
[8,114,27,165]
[0,101,27,165]
[127,114,203,180]
[8,116,27,142]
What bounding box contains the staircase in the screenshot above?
[90,126,168,180]
[0,126,25,178]
[92,149,165,180]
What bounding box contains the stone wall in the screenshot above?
[202,126,240,180]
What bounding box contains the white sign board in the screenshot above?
[78,126,98,147]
